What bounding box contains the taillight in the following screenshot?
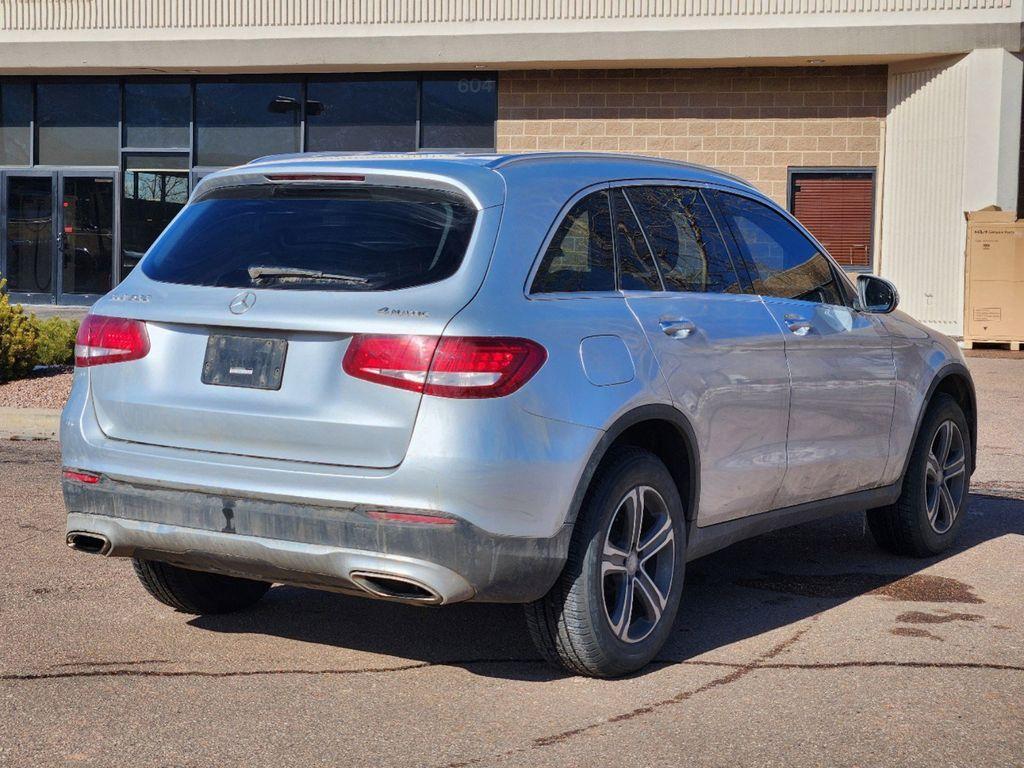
[342,335,546,399]
[74,314,150,368]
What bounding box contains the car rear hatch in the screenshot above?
[85,164,503,468]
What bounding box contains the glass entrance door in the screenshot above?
[1,171,116,304]
[59,173,115,300]
[3,174,56,302]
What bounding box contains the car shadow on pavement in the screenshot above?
[188,492,1024,681]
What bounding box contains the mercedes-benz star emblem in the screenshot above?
[228,291,257,315]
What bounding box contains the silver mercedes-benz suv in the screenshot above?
[62,152,976,677]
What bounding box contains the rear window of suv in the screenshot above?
[141,184,477,291]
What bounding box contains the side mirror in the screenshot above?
[856,274,899,314]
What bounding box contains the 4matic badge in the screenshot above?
[377,307,429,318]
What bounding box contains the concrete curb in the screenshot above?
[0,407,61,441]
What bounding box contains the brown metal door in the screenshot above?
[791,173,874,269]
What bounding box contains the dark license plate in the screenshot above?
[202,334,288,390]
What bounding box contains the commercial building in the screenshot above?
[0,0,1020,336]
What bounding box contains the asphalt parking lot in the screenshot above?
[2,356,1022,767]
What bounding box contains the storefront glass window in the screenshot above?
[306,76,417,152]
[195,80,302,167]
[0,82,32,166]
[36,81,120,166]
[125,82,191,148]
[121,153,189,276]
[420,74,496,150]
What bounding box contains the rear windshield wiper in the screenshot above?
[247,266,372,287]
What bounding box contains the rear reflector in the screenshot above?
[343,335,546,399]
[62,469,100,484]
[366,510,457,526]
[75,315,150,368]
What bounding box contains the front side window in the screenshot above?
[141,184,477,292]
[626,186,743,294]
[714,191,845,306]
[531,191,615,294]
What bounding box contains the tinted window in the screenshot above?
[195,80,302,166]
[124,81,191,148]
[307,77,417,152]
[36,81,120,165]
[715,192,844,305]
[142,185,476,292]
[5,177,53,293]
[420,74,497,149]
[611,189,660,291]
[0,81,32,165]
[122,153,190,276]
[531,191,615,294]
[61,176,114,295]
[627,186,742,294]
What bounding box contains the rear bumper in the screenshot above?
[63,477,571,604]
[60,368,601,541]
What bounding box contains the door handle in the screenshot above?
[783,314,813,336]
[659,319,697,339]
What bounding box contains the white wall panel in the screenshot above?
[881,51,1023,336]
[881,58,968,334]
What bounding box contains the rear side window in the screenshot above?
[611,189,661,291]
[141,184,477,291]
[714,191,845,306]
[625,186,743,294]
[531,190,615,294]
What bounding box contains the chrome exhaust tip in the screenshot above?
[349,570,443,605]
[66,531,112,556]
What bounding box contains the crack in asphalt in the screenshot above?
[685,659,1024,672]
[5,631,1023,765]
[1,520,62,551]
[5,643,1023,685]
[0,659,536,682]
[51,659,173,669]
[442,627,813,768]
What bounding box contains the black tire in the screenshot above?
[525,446,687,677]
[867,393,971,557]
[132,558,271,614]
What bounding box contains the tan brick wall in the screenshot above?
[497,66,886,206]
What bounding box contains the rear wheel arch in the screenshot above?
[902,363,977,482]
[565,404,700,530]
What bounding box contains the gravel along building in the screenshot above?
[0,1,1020,336]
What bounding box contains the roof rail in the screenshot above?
[487,152,752,187]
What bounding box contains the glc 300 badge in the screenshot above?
[229,291,257,315]
[110,293,151,303]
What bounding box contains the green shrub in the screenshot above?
[0,278,40,383]
[32,315,79,367]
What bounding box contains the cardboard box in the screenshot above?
[964,206,1024,344]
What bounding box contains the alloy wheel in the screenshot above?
[601,485,676,644]
[925,419,966,535]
